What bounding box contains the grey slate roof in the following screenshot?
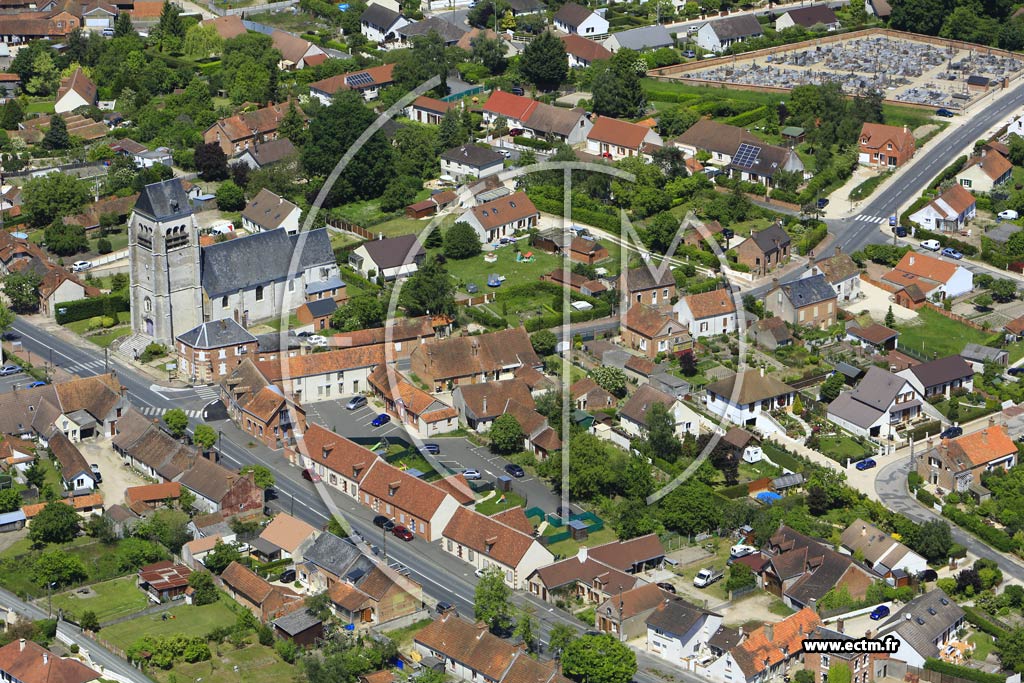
[782,4,839,26]
[272,608,322,635]
[507,0,544,11]
[360,2,402,27]
[249,138,297,166]
[398,16,467,43]
[750,223,791,253]
[303,298,337,318]
[303,532,361,577]
[135,178,192,221]
[780,274,836,308]
[624,265,675,292]
[306,276,346,296]
[176,318,257,350]
[256,332,301,353]
[645,599,716,636]
[905,355,974,388]
[359,234,425,271]
[441,144,505,168]
[706,14,763,40]
[877,590,964,660]
[200,227,335,299]
[850,366,908,412]
[961,343,1006,363]
[608,25,673,50]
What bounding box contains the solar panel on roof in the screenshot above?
[346,72,374,87]
[733,143,761,168]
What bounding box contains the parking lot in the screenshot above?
[304,398,561,512]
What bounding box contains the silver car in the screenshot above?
[462,469,482,480]
[345,396,367,410]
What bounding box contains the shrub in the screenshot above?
[96,238,112,254]
[101,316,116,328]
[962,606,1008,639]
[924,659,1004,683]
[55,291,130,325]
[916,487,939,507]
[908,471,922,491]
[139,343,167,364]
[725,105,769,128]
[513,136,553,150]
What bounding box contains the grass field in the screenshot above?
[897,307,995,360]
[444,246,561,294]
[51,576,149,624]
[149,642,294,683]
[475,491,525,516]
[816,435,870,462]
[25,101,55,114]
[0,535,120,598]
[101,599,239,650]
[970,632,997,661]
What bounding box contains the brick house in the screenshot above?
[916,424,1017,491]
[290,423,377,500]
[441,507,553,589]
[356,459,460,541]
[176,319,258,385]
[177,458,264,516]
[460,192,540,246]
[569,236,609,264]
[235,385,307,449]
[622,266,677,311]
[220,561,304,622]
[624,304,693,359]
[328,564,422,628]
[203,101,306,155]
[409,327,541,391]
[367,366,459,436]
[765,274,838,329]
[858,122,916,168]
[296,299,337,332]
[736,224,791,276]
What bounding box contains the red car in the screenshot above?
[302,468,321,483]
[392,525,414,541]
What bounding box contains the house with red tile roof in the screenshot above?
[290,423,379,499]
[624,304,693,360]
[481,90,592,144]
[203,101,306,155]
[255,346,385,404]
[562,33,612,68]
[460,191,539,246]
[124,482,181,510]
[409,327,542,391]
[881,251,973,299]
[858,122,916,168]
[761,526,873,610]
[586,116,663,161]
[332,315,447,359]
[357,459,461,541]
[404,95,457,125]
[309,64,396,104]
[673,288,737,340]
[909,183,977,233]
[367,366,459,435]
[441,506,552,588]
[220,561,304,622]
[271,30,326,70]
[233,385,307,449]
[38,267,100,319]
[916,423,1016,491]
[177,457,264,515]
[0,637,99,683]
[328,563,422,628]
[705,608,821,683]
[201,14,246,39]
[594,583,677,640]
[956,148,1013,194]
[257,512,320,562]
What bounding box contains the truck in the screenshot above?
[693,568,724,588]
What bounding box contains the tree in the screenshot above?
[474,566,513,634]
[791,394,804,416]
[29,502,80,546]
[392,30,449,96]
[490,414,525,455]
[331,294,385,331]
[203,541,241,575]
[215,180,245,211]
[154,0,185,52]
[820,373,845,403]
[115,538,165,571]
[240,464,275,489]
[183,22,222,60]
[25,51,58,96]
[437,108,467,152]
[163,408,189,438]
[591,366,627,398]
[194,142,229,181]
[644,402,683,463]
[0,99,23,129]
[33,549,87,587]
[884,305,896,328]
[549,623,577,657]
[561,634,637,683]
[277,102,308,146]
[990,278,1018,302]
[41,115,69,150]
[725,562,756,593]
[79,610,100,632]
[113,11,135,37]
[400,254,455,317]
[443,222,483,259]
[472,34,507,74]
[909,519,953,563]
[44,220,88,256]
[521,31,568,91]
[188,573,220,606]
[794,671,816,683]
[0,489,21,514]
[999,627,1024,672]
[974,293,993,310]
[193,424,218,451]
[657,105,699,137]
[0,304,14,339]
[890,0,953,35]
[657,480,722,535]
[25,457,46,490]
[379,175,421,213]
[530,329,558,356]
[514,611,537,653]
[807,485,829,516]
[592,50,648,119]
[947,396,960,423]
[828,663,851,683]
[21,172,90,228]
[134,509,192,553]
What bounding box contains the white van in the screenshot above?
[209,222,234,235]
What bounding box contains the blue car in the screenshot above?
[940,426,963,439]
[935,108,955,118]
[371,413,391,427]
[941,247,963,260]
[869,604,890,620]
[25,381,47,388]
[855,458,877,471]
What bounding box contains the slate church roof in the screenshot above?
[135,178,193,221]
[200,228,335,298]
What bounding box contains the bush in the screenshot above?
[962,605,1008,639]
[96,238,112,254]
[463,306,507,329]
[725,105,769,127]
[907,421,942,441]
[55,291,130,325]
[924,659,1005,683]
[908,471,922,491]
[942,506,1015,552]
[100,316,116,328]
[796,223,828,256]
[139,343,167,364]
[916,487,939,507]
[513,136,553,150]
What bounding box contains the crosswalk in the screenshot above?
[62,359,106,375]
[136,405,203,419]
[853,214,889,224]
[193,385,220,400]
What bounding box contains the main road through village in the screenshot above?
[8,82,1024,682]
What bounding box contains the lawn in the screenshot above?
[387,447,441,482]
[65,311,131,335]
[475,491,525,516]
[51,576,149,624]
[101,599,240,650]
[87,231,129,254]
[445,246,564,299]
[768,597,796,617]
[25,101,55,114]
[385,618,433,647]
[897,307,995,360]
[546,525,618,559]
[87,328,131,348]
[970,632,997,661]
[148,642,295,683]
[816,435,871,462]
[0,536,121,598]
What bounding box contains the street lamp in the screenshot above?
[217,429,224,461]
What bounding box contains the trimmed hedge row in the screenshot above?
[725,105,769,128]
[463,306,507,329]
[942,505,1016,553]
[913,226,978,257]
[924,659,1005,683]
[528,192,620,234]
[961,605,1008,639]
[930,155,969,191]
[55,292,129,325]
[514,136,554,150]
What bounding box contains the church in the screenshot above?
[129,178,338,346]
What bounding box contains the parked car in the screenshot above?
[279,569,296,583]
[25,381,46,388]
[71,260,93,272]
[895,226,908,237]
[556,505,575,518]
[999,209,1020,220]
[302,468,321,483]
[504,463,525,478]
[693,568,724,588]
[1009,367,1024,376]
[467,283,479,294]
[502,149,512,159]
[940,426,963,439]
[420,443,440,455]
[371,413,391,427]
[683,49,696,58]
[657,582,677,594]
[392,525,414,541]
[0,365,21,376]
[855,458,877,471]
[869,604,891,620]
[462,469,481,480]
[918,569,939,582]
[941,247,963,260]
[90,463,102,483]
[307,335,328,346]
[722,228,735,239]
[345,396,367,410]
[729,544,756,558]
[920,239,941,251]
[373,515,395,531]
[436,601,456,615]
[935,108,955,118]
[816,197,829,209]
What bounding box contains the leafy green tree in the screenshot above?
[116,538,166,572]
[792,394,804,416]
[794,671,816,683]
[0,304,14,338]
[203,541,241,574]
[820,373,846,403]
[549,623,577,657]
[562,633,637,683]
[330,294,385,331]
[974,293,994,309]
[592,50,648,119]
[472,34,507,73]
[79,610,100,632]
[908,519,953,562]
[162,408,189,438]
[401,254,455,316]
[393,125,438,179]
[29,502,80,546]
[24,457,46,489]
[489,414,525,455]
[0,100,23,130]
[193,424,218,451]
[999,627,1024,672]
[33,549,87,587]
[0,488,21,514]
[656,105,699,138]
[443,222,483,259]
[393,30,449,96]
[437,108,467,151]
[591,366,627,398]
[474,566,513,633]
[21,172,90,228]
[521,30,568,91]
[277,102,308,146]
[154,0,186,52]
[214,180,245,211]
[240,464,275,489]
[725,562,756,592]
[113,11,136,37]
[194,142,229,181]
[889,0,952,36]
[530,329,558,356]
[640,402,682,463]
[379,175,421,213]
[183,22,223,59]
[514,610,537,652]
[25,51,58,96]
[990,278,1017,302]
[828,662,852,683]
[44,220,88,256]
[658,480,722,535]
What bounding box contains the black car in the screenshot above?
[436,601,456,615]
[722,228,735,239]
[556,505,575,519]
[1009,367,1024,376]
[816,197,829,209]
[504,463,525,478]
[896,226,907,237]
[918,569,938,582]
[280,569,296,583]
[940,426,963,439]
[657,582,677,594]
[373,515,396,531]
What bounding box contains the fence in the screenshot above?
[208,0,297,16]
[909,665,1014,683]
[327,218,374,241]
[788,372,832,390]
[6,160,106,178]
[443,85,485,102]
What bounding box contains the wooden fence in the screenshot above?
[327,218,374,241]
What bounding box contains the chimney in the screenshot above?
[772,277,779,288]
[378,233,383,240]
[476,622,487,640]
[738,626,744,639]
[837,618,845,634]
[861,525,866,536]
[18,639,24,652]
[989,415,996,428]
[905,613,912,621]
[765,623,773,641]
[760,367,765,377]
[577,546,588,563]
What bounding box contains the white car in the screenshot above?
[920,239,941,251]
[999,209,1019,220]
[729,544,756,558]
[306,335,328,347]
[71,260,93,272]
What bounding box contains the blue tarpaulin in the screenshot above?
[757,491,782,505]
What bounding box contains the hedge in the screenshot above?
[924,659,1006,683]
[514,136,554,151]
[725,105,769,128]
[930,155,969,191]
[906,420,941,441]
[55,291,129,325]
[916,487,939,507]
[720,482,750,499]
[942,505,1016,553]
[961,606,1008,639]
[463,306,507,329]
[529,192,621,234]
[796,223,828,256]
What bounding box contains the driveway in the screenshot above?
[76,439,149,507]
[852,280,918,322]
